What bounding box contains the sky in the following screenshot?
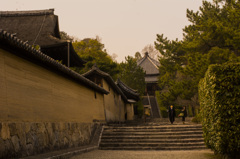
[1,0,207,62]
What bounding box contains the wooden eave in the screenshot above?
[0,29,108,95]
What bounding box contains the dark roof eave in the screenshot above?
[40,42,86,67]
[82,68,129,102]
[0,9,55,17]
[116,79,140,96]
[0,29,108,95]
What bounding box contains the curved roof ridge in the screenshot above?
[116,79,139,94]
[82,66,129,102]
[0,29,108,94]
[137,54,147,66]
[147,56,159,69]
[82,64,110,77]
[0,9,54,17]
[116,79,140,101]
[137,52,160,69]
[148,55,160,66]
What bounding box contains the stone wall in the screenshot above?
[0,122,96,158]
[0,47,106,158]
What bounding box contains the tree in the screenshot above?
[118,56,146,116]
[181,0,240,98]
[110,53,118,62]
[118,56,145,96]
[134,52,142,61]
[155,0,240,113]
[141,44,160,60]
[72,37,119,79]
[60,31,73,40]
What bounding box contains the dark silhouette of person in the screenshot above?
[168,105,176,124]
[180,106,187,124]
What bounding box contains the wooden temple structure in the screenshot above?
[137,52,160,96]
[0,9,85,67]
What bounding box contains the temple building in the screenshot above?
[0,9,85,67]
[137,52,160,96]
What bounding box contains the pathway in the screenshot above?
[69,149,217,159]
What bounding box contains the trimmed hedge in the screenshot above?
[199,63,240,156]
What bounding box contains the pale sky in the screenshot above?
[1,0,206,62]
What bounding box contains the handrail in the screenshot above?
[154,96,162,118]
[147,93,153,117]
[98,125,104,147]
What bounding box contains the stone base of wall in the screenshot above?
[0,122,97,158]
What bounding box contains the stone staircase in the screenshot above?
[99,124,206,150]
[149,96,161,118]
[142,96,161,118]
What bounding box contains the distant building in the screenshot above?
[0,9,85,67]
[137,52,160,96]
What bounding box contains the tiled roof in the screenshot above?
[0,9,85,67]
[0,9,54,17]
[116,79,140,101]
[82,65,128,102]
[0,29,108,94]
[137,52,160,75]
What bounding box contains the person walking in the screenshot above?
[179,106,187,124]
[168,105,175,124]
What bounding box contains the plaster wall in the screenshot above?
[102,79,119,122]
[126,103,134,120]
[0,49,106,158]
[0,49,105,123]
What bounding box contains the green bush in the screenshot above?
[135,100,143,118]
[191,113,201,123]
[199,63,240,156]
[175,109,181,117]
[156,91,169,118]
[160,106,168,118]
[188,106,193,117]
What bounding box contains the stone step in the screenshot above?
[101,138,204,143]
[100,142,205,147]
[99,145,207,150]
[104,128,203,132]
[102,131,203,136]
[99,124,206,150]
[104,125,203,130]
[101,134,203,139]
[149,96,161,118]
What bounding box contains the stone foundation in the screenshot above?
[0,122,96,158]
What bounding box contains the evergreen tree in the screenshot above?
[118,56,145,96]
[118,56,146,116]
[155,0,240,112]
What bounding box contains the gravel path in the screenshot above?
[69,149,217,159]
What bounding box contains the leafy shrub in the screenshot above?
[156,91,169,118]
[191,113,201,123]
[199,63,240,156]
[188,106,193,117]
[175,109,181,117]
[159,106,168,118]
[136,101,144,117]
